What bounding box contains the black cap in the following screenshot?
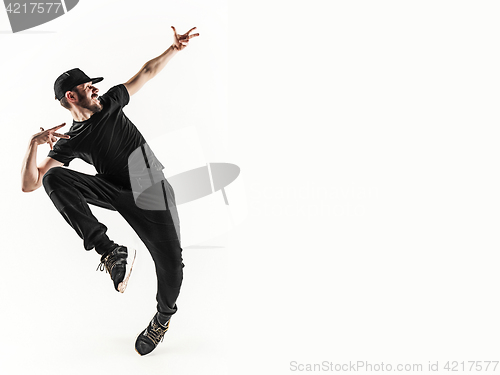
[54,68,103,100]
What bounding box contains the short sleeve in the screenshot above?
[99,84,130,108]
[47,138,75,167]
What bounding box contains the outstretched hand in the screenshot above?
[171,26,199,51]
[32,123,70,150]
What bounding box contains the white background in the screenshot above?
[1,0,500,374]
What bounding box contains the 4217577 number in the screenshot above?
[444,361,499,372]
[5,3,63,14]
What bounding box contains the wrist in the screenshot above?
[30,136,39,147]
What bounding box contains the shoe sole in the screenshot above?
[117,248,136,293]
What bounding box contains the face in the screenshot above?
[72,81,103,113]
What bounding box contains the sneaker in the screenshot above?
[96,246,136,293]
[135,313,171,356]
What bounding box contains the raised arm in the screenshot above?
[21,124,67,192]
[123,26,199,96]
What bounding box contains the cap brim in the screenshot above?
[91,77,104,84]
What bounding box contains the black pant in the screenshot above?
[42,167,183,318]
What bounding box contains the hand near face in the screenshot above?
[32,123,70,150]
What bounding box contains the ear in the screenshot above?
[65,90,78,103]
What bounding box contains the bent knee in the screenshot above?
[42,166,68,192]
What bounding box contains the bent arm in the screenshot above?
[123,45,178,96]
[21,137,63,192]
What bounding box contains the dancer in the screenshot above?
[20,26,199,356]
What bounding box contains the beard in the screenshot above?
[77,95,103,114]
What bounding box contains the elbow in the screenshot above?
[21,167,43,193]
[21,183,39,193]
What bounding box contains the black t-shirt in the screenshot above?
[48,84,162,188]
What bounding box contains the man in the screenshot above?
[20,26,199,356]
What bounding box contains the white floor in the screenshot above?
[0,239,231,375]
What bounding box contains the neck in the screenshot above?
[70,106,94,122]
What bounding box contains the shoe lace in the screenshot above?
[146,319,170,346]
[96,253,118,274]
